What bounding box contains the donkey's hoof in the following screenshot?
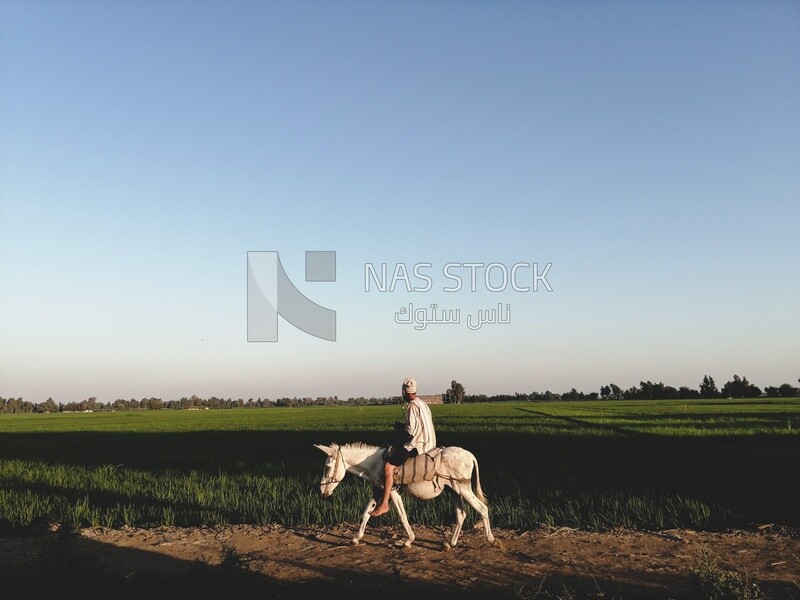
[350,538,360,546]
[442,542,452,552]
[493,539,503,549]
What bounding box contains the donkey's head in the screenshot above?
[314,443,346,497]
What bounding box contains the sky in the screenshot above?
[1,1,798,403]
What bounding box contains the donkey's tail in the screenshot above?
[472,454,489,505]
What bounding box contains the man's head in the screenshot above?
[402,377,417,401]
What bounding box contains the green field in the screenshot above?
[0,399,798,532]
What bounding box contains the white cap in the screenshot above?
[402,377,417,394]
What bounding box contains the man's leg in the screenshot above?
[370,461,394,517]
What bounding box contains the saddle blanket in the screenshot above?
[393,447,443,484]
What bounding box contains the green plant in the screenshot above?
[692,549,765,600]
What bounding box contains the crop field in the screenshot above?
[0,398,798,532]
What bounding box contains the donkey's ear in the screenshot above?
[314,444,333,456]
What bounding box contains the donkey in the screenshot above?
[314,442,500,550]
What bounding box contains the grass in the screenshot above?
[0,398,798,531]
[692,549,766,600]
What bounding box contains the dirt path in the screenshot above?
[75,525,800,597]
[3,524,799,598]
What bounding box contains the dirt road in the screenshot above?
[2,523,798,598]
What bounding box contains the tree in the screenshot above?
[721,375,761,398]
[678,386,701,399]
[444,380,465,404]
[663,385,679,400]
[42,397,58,413]
[623,386,640,400]
[700,375,719,399]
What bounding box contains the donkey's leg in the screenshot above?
[352,492,378,545]
[458,484,499,547]
[445,488,467,551]
[389,489,415,547]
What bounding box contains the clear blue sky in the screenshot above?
[1,1,798,403]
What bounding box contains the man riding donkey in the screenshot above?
[370,377,437,517]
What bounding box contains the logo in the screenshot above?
[363,260,553,331]
[247,251,337,342]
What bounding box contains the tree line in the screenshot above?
[0,394,400,414]
[444,375,800,403]
[1,374,798,414]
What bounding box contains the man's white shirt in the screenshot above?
[404,398,437,454]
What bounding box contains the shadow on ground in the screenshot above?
[1,527,798,600]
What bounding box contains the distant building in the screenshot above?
[390,394,444,405]
[417,394,444,405]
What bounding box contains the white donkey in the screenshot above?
[314,442,500,550]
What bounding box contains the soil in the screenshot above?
[2,523,799,599]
